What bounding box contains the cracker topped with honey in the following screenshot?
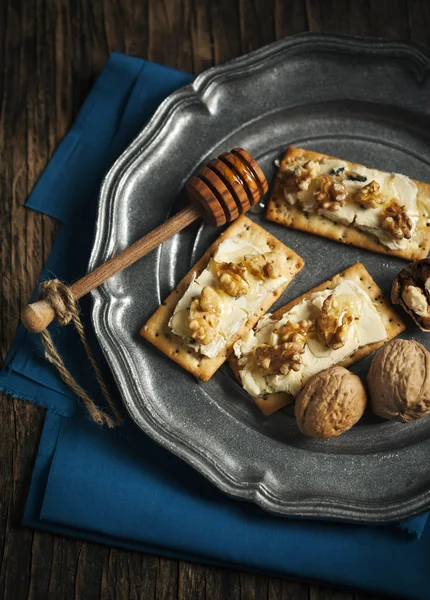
[230,263,405,416]
[141,215,304,381]
[266,146,430,260]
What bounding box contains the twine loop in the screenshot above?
[39,280,75,326]
[37,280,123,428]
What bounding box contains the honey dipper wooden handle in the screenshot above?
[22,204,201,333]
[22,148,268,334]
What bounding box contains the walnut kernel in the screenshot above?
[381,200,412,240]
[391,258,430,331]
[215,262,249,296]
[313,174,347,211]
[317,293,358,350]
[188,286,222,345]
[244,251,284,280]
[281,159,320,204]
[277,319,315,346]
[353,180,383,208]
[255,341,305,375]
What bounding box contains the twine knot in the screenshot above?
[37,279,123,428]
[38,280,75,326]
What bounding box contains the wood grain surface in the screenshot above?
[1,1,429,599]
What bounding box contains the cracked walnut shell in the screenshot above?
[295,366,367,439]
[367,338,430,423]
[391,259,430,331]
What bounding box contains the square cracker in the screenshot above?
[141,215,304,382]
[229,262,406,416]
[266,146,430,261]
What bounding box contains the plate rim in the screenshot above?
[89,32,430,522]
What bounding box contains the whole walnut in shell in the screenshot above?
[367,338,430,423]
[295,366,367,439]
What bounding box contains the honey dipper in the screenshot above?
[22,148,268,334]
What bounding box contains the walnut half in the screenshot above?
[255,341,305,375]
[313,174,347,212]
[353,180,383,209]
[317,293,358,350]
[188,286,222,345]
[243,251,285,280]
[281,159,321,204]
[381,200,413,240]
[215,262,249,296]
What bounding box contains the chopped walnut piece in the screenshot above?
[313,174,347,211]
[317,293,359,350]
[188,286,222,345]
[255,341,305,375]
[243,251,285,280]
[283,160,320,189]
[277,319,315,345]
[353,180,384,208]
[215,261,249,296]
[381,200,413,240]
[281,160,321,204]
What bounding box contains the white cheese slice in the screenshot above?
[236,280,386,398]
[213,238,260,263]
[319,204,356,226]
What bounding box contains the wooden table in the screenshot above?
[1,1,428,598]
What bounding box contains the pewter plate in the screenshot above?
[89,33,430,522]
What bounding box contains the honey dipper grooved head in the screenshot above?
[185,148,268,226]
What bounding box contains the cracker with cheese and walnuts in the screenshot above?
[266,146,430,260]
[141,215,304,382]
[229,262,405,416]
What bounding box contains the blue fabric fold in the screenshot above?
[1,51,430,599]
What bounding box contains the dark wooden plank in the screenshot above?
[268,578,309,600]
[238,0,275,54]
[205,566,240,600]
[367,0,410,39]
[178,561,206,600]
[407,0,430,47]
[209,0,242,65]
[310,587,354,600]
[274,0,308,39]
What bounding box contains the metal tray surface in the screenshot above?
[89,33,430,522]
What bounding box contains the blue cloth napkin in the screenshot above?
[1,52,430,600]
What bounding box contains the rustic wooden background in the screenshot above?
[1,0,429,598]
